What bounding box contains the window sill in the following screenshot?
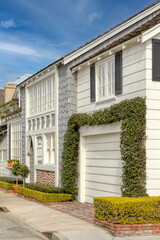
[96,95,117,105]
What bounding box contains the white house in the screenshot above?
[17,1,160,203]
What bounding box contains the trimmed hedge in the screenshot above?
[0,181,13,190]
[94,196,160,224]
[25,183,66,194]
[0,177,22,184]
[18,187,73,202]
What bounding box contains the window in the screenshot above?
[45,134,55,165]
[90,51,122,102]
[29,77,55,116]
[37,136,43,164]
[97,57,115,100]
[11,122,22,161]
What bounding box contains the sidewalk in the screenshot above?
[0,190,160,240]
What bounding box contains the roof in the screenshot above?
[14,74,32,85]
[17,57,64,88]
[71,13,160,69]
[4,107,21,119]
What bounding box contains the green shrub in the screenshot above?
[0,181,13,190]
[61,97,146,197]
[18,187,73,202]
[94,196,160,224]
[0,177,22,184]
[25,183,66,194]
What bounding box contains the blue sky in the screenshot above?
[0,0,156,88]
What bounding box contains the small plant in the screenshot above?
[20,165,30,187]
[12,162,21,185]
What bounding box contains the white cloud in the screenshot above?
[0,42,40,56]
[88,12,101,22]
[0,19,16,29]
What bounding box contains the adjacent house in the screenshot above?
[0,74,31,177]
[17,1,160,203]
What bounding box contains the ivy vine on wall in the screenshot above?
[61,97,147,198]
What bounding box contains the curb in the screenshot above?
[43,231,68,240]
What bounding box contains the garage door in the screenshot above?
[84,131,122,203]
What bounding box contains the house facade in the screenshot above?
[17,1,160,203]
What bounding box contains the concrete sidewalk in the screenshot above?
[0,190,160,240]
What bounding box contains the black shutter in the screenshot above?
[90,63,96,102]
[115,51,122,95]
[152,39,160,81]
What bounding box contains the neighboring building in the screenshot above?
[0,104,21,178]
[0,74,30,177]
[17,1,160,203]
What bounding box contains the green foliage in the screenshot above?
[0,177,22,184]
[0,100,19,120]
[12,162,22,185]
[25,183,66,194]
[18,187,73,202]
[61,97,146,197]
[20,165,30,187]
[7,159,20,164]
[94,196,160,224]
[0,181,13,190]
[12,163,21,176]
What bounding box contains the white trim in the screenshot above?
[141,23,160,42]
[71,36,141,73]
[78,135,86,203]
[79,122,121,203]
[55,66,59,187]
[64,3,160,64]
[80,122,121,137]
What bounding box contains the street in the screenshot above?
[0,211,48,240]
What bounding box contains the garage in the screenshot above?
[79,122,122,203]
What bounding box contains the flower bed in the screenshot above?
[94,196,160,236]
[17,187,73,203]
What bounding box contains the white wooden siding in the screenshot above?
[146,36,160,196]
[0,137,11,177]
[77,42,146,113]
[79,123,121,204]
[84,132,121,203]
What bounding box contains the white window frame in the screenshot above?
[44,134,55,165]
[29,77,55,117]
[96,56,115,101]
[11,122,22,161]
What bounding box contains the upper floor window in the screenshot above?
[90,51,122,102]
[29,77,55,116]
[97,57,115,100]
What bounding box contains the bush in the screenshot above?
[0,181,13,190]
[18,187,73,202]
[25,183,66,194]
[0,177,22,184]
[94,196,160,224]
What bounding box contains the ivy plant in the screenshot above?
[61,97,147,198]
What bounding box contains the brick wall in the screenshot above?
[36,170,55,186]
[95,218,160,236]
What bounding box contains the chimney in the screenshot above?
[4,82,16,103]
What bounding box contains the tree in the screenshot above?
[12,162,21,185]
[20,165,30,187]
